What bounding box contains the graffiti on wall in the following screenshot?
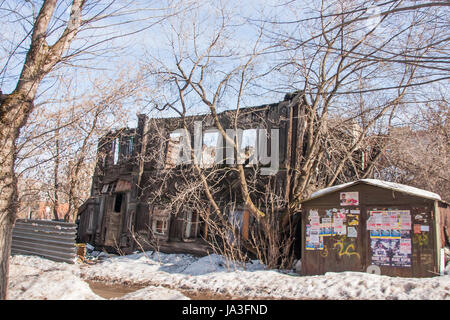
[332,236,360,259]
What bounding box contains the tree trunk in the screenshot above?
[53,132,60,221]
[0,218,13,300]
[0,0,86,299]
[0,121,21,300]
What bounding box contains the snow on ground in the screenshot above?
[9,252,450,300]
[82,251,450,300]
[8,255,103,300]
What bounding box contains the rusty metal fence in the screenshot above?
[11,219,77,264]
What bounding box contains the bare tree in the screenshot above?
[376,97,449,201]
[0,0,182,299]
[137,3,301,268]
[136,0,448,268]
[0,0,88,299]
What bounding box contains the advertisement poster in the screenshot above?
[310,229,320,244]
[340,192,359,206]
[368,210,411,240]
[391,229,401,239]
[380,229,391,239]
[399,212,412,230]
[332,209,347,220]
[381,215,391,229]
[391,238,411,267]
[370,229,381,238]
[305,224,324,250]
[306,239,323,250]
[388,212,400,229]
[347,226,357,237]
[347,214,359,226]
[414,224,421,234]
[310,217,321,230]
[321,218,332,236]
[370,231,412,267]
[332,217,345,235]
[399,239,412,254]
[309,209,319,217]
[367,217,377,230]
[371,239,391,266]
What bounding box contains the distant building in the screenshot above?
[20,200,69,221]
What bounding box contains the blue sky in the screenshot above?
[1,0,448,131]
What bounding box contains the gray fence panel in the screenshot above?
[11,219,78,264]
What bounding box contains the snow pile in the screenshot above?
[308,179,441,201]
[82,251,450,300]
[8,255,103,300]
[182,254,265,275]
[9,252,450,300]
[115,286,189,300]
[192,270,450,300]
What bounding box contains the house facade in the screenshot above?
[76,92,372,256]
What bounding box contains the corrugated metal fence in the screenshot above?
[12,219,77,264]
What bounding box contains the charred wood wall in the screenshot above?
[77,92,368,255]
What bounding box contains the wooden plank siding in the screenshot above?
[301,183,440,278]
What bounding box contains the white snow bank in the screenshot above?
[182,254,265,275]
[9,252,450,300]
[115,286,189,300]
[9,255,103,300]
[308,179,441,202]
[82,251,450,300]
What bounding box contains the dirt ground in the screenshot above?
[86,281,289,300]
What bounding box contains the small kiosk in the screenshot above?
[300,179,449,277]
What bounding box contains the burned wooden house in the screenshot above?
[77,92,373,256]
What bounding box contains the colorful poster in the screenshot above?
[399,239,412,254]
[399,212,411,230]
[380,213,390,228]
[306,239,323,250]
[369,211,383,237]
[334,224,346,235]
[321,218,332,236]
[414,224,421,234]
[340,192,359,206]
[347,214,359,226]
[332,218,346,235]
[367,217,377,230]
[371,230,412,267]
[347,226,357,237]
[333,209,347,220]
[371,239,391,266]
[309,209,319,217]
[310,217,321,230]
[391,229,401,239]
[310,230,320,244]
[380,229,391,239]
[374,214,383,228]
[370,229,381,238]
[388,212,400,229]
[368,210,409,239]
[391,239,411,267]
[305,224,323,250]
